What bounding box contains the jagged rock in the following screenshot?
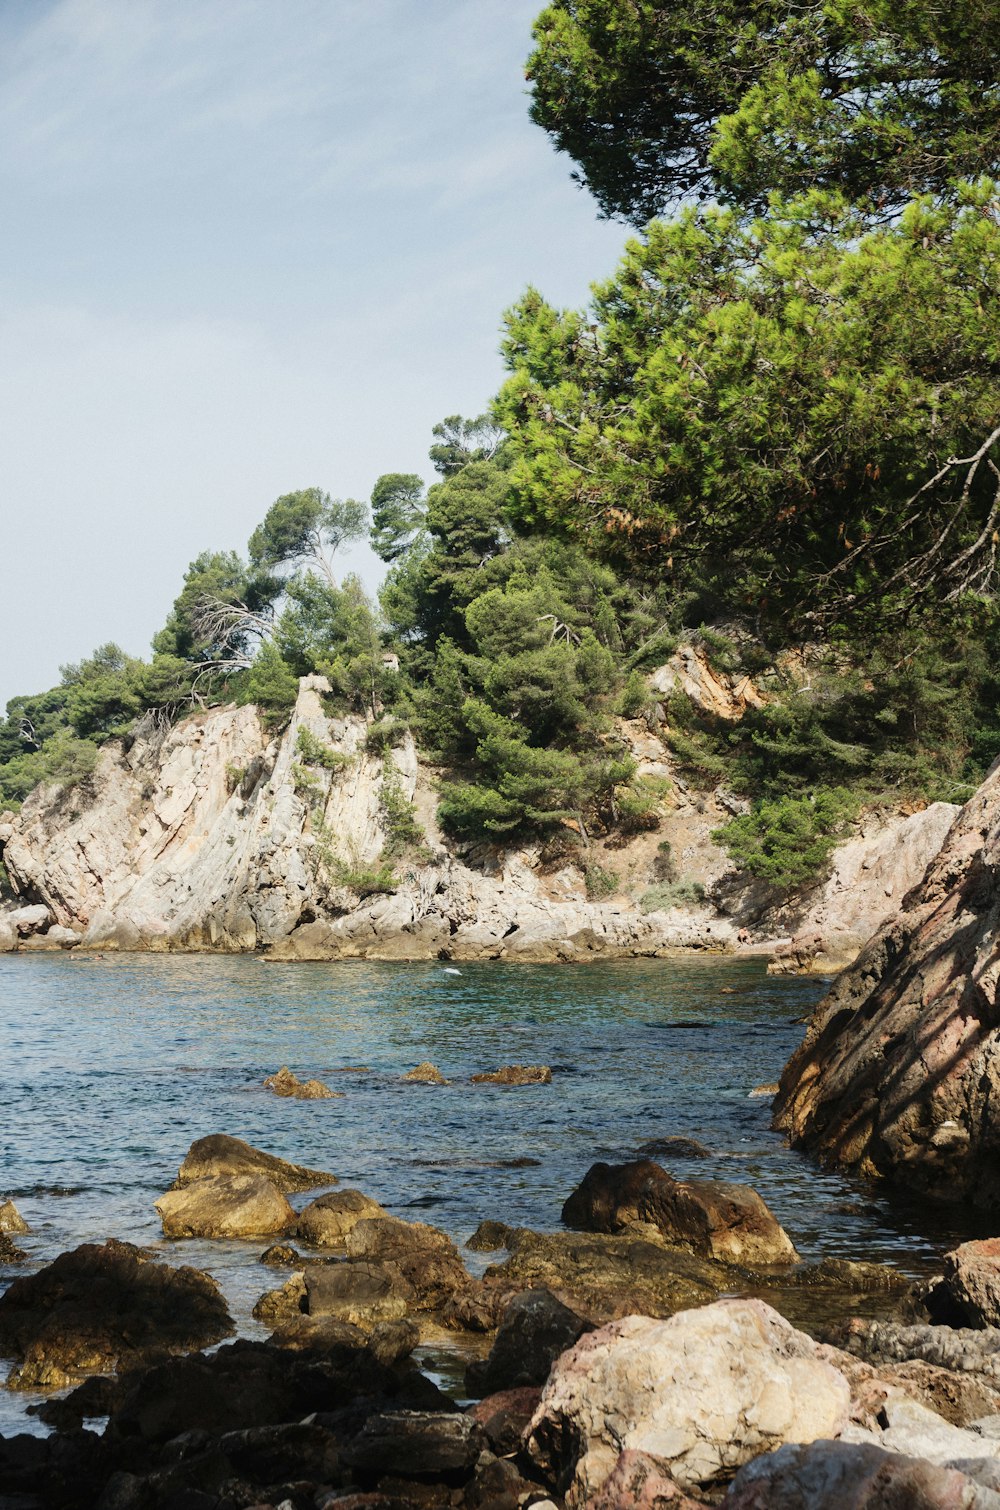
[296,1189,387,1247]
[0,1233,27,1262]
[843,1393,1000,1464]
[253,1271,307,1324]
[171,1132,334,1192]
[263,1065,341,1099]
[921,1240,1000,1329]
[469,1385,543,1457]
[266,1313,365,1353]
[344,1216,473,1311]
[726,1440,1000,1509]
[0,1238,232,1387]
[304,1261,413,1329]
[155,1174,295,1238]
[7,903,51,936]
[636,1136,712,1160]
[471,1064,552,1085]
[402,1061,448,1083]
[774,763,1000,1207]
[260,1242,301,1266]
[466,1220,516,1252]
[466,1289,590,1397]
[767,802,959,976]
[525,1299,852,1502]
[0,918,15,951]
[561,1159,798,1265]
[0,1198,29,1234]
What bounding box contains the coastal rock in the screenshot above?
[155,1174,295,1238]
[0,1233,27,1262]
[171,1132,334,1192]
[402,1061,448,1083]
[342,1410,482,1480]
[471,1064,553,1085]
[470,1385,544,1457]
[583,1450,710,1508]
[525,1299,851,1502]
[7,903,51,936]
[561,1159,798,1265]
[253,1271,307,1324]
[263,1065,341,1099]
[0,1198,29,1234]
[0,918,16,951]
[295,1189,387,1246]
[344,1216,472,1311]
[922,1241,1000,1329]
[304,1261,413,1329]
[726,1439,1000,1509]
[773,762,1000,1207]
[0,1238,232,1387]
[466,1288,590,1397]
[767,802,959,976]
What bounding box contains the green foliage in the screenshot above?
[498,187,1000,635]
[715,787,860,892]
[584,862,618,899]
[296,727,348,771]
[365,716,407,755]
[429,414,505,477]
[248,488,368,577]
[224,763,247,795]
[640,878,706,912]
[380,758,425,857]
[526,0,1000,222]
[243,642,298,728]
[0,731,99,807]
[370,473,426,563]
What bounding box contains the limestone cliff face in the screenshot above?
[773,760,1000,1207]
[0,661,958,966]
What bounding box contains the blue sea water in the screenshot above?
[0,950,967,1435]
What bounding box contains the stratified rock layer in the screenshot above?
[773,761,1000,1206]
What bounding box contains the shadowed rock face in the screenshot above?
[773,760,1000,1206]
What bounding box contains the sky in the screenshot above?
[0,0,628,712]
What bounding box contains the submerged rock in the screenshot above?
[0,1238,233,1388]
[263,1065,341,1099]
[0,1198,29,1234]
[0,1233,27,1263]
[402,1060,448,1083]
[471,1064,553,1085]
[295,1188,386,1246]
[171,1132,335,1192]
[155,1173,295,1239]
[561,1159,798,1265]
[525,1299,852,1502]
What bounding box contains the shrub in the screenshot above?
[296,727,348,770]
[365,716,408,755]
[584,862,619,899]
[715,787,860,893]
[640,878,706,912]
[380,758,425,857]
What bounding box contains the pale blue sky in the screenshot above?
[0,0,627,710]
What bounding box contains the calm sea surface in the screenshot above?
[0,951,969,1436]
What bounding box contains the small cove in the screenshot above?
[0,950,971,1436]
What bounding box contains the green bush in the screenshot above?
[296,726,348,770]
[365,716,408,755]
[640,878,706,912]
[380,758,425,857]
[584,862,618,899]
[715,787,860,893]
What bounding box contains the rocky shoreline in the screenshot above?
[4,1133,1000,1508]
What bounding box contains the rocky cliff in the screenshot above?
[0,665,957,966]
[773,758,1000,1207]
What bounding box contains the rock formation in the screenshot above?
[773,759,1000,1205]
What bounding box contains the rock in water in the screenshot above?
[0,1198,29,1234]
[0,1238,232,1388]
[171,1132,334,1192]
[402,1060,448,1083]
[774,763,1000,1207]
[294,1188,386,1246]
[155,1174,295,1238]
[471,1064,552,1085]
[525,1299,851,1502]
[561,1159,798,1265]
[263,1065,341,1099]
[921,1239,1000,1329]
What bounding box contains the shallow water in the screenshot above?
[0,950,969,1435]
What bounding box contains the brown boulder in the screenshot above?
[295,1188,386,1247]
[342,1410,483,1480]
[155,1174,295,1238]
[726,1439,995,1509]
[470,1385,543,1457]
[466,1288,590,1397]
[402,1061,448,1084]
[345,1216,473,1311]
[0,1198,29,1234]
[0,1238,232,1388]
[171,1133,334,1192]
[263,1065,341,1099]
[0,1233,27,1262]
[923,1239,1000,1328]
[562,1160,798,1265]
[305,1262,413,1329]
[472,1064,552,1085]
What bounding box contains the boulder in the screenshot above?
[636,1137,712,1160]
[561,1160,798,1265]
[0,1238,232,1387]
[171,1131,334,1191]
[466,1289,590,1397]
[0,1233,27,1262]
[923,1240,1000,1329]
[305,1262,413,1330]
[344,1216,472,1311]
[260,1242,301,1266]
[773,763,1000,1208]
[263,1065,341,1099]
[295,1188,386,1246]
[155,1174,295,1238]
[0,1198,29,1234]
[726,1439,1000,1509]
[470,1385,543,1457]
[8,904,51,937]
[402,1061,448,1084]
[45,924,80,948]
[342,1411,483,1481]
[0,918,15,952]
[525,1299,852,1502]
[471,1064,552,1085]
[584,1450,710,1508]
[253,1271,307,1324]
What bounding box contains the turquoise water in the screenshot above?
[0,951,965,1435]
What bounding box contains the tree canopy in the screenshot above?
[526,0,1000,222]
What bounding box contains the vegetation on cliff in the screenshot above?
[2,0,999,898]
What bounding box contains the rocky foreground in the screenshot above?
[5,1136,1000,1507]
[0,664,955,968]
